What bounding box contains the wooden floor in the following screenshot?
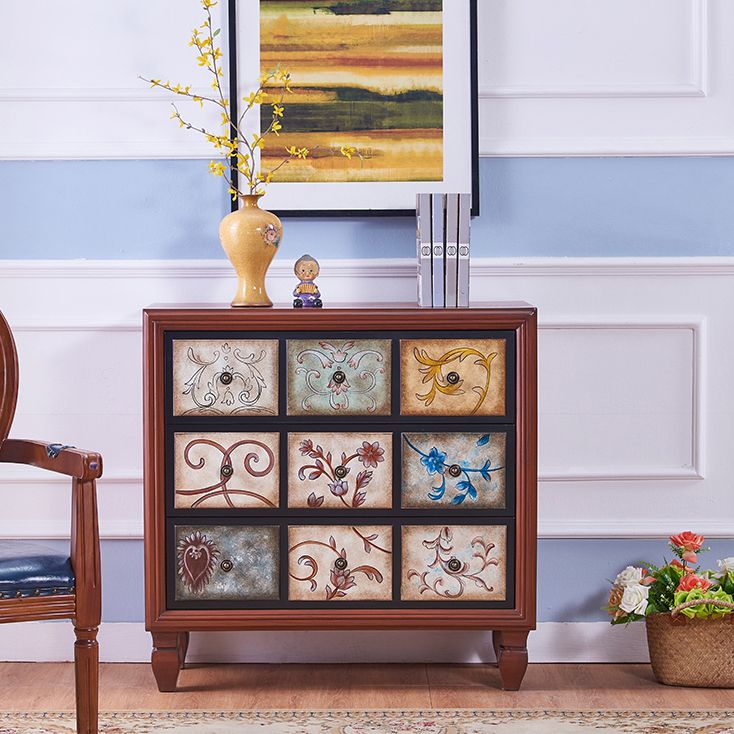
[1,663,732,710]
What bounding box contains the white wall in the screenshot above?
[1,258,732,541]
[2,0,733,159]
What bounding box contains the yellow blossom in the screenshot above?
[340,146,357,159]
[272,104,284,118]
[208,160,226,177]
[271,120,282,136]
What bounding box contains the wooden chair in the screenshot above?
[0,311,102,734]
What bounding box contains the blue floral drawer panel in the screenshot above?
[173,432,280,510]
[288,432,392,510]
[400,338,507,417]
[401,525,507,602]
[172,339,278,417]
[286,339,391,416]
[174,525,279,602]
[401,432,507,509]
[288,525,393,602]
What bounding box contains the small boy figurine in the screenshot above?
[293,254,323,308]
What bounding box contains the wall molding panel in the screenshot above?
[0,257,732,541]
[0,620,649,664]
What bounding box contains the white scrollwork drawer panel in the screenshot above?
[173,432,280,510]
[174,525,279,602]
[401,432,507,510]
[286,339,391,416]
[172,339,278,417]
[400,338,507,417]
[401,525,507,602]
[288,432,392,510]
[288,525,393,602]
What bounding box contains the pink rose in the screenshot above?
[676,574,712,593]
[670,531,704,552]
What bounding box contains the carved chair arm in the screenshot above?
[0,439,103,480]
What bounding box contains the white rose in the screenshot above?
[614,566,644,587]
[619,583,649,615]
[718,557,734,574]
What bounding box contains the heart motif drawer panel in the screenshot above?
[172,339,278,417]
[288,525,393,602]
[174,525,280,602]
[401,525,507,602]
[288,432,392,509]
[286,339,391,416]
[400,338,507,417]
[173,432,280,510]
[401,432,507,509]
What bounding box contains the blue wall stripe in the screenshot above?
[1,157,732,259]
[29,538,734,624]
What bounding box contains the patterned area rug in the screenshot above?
[1,710,733,734]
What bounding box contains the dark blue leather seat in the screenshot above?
[0,541,74,599]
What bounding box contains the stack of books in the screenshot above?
[416,193,471,308]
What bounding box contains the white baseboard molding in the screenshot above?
[0,621,649,665]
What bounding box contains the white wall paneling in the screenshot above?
[1,257,733,540]
[479,0,734,155]
[0,620,649,664]
[3,0,733,158]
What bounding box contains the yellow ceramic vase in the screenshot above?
[219,194,282,307]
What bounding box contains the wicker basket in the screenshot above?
[646,598,734,688]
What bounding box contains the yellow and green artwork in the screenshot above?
[260,0,444,184]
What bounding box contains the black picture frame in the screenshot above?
[228,0,480,218]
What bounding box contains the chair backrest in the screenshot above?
[0,311,18,444]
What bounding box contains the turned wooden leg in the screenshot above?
[494,630,529,691]
[74,625,99,734]
[151,632,185,692]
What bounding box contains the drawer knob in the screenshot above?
[446,371,460,385]
[334,465,348,479]
[334,557,348,571]
[332,370,347,385]
[220,372,233,385]
[220,464,234,479]
[448,464,462,478]
[447,557,462,573]
[220,560,233,573]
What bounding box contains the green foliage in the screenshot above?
[720,571,734,596]
[644,562,684,615]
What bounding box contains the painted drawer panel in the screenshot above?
[288,432,392,510]
[401,432,506,509]
[172,339,278,417]
[286,339,391,416]
[401,525,507,602]
[174,525,279,601]
[288,525,393,601]
[400,338,507,417]
[173,432,280,510]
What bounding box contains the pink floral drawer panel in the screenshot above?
[174,524,279,602]
[400,338,507,417]
[288,432,393,510]
[173,432,280,510]
[286,339,391,416]
[288,525,393,602]
[172,339,278,417]
[401,525,507,602]
[401,432,507,510]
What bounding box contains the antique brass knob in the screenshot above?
[448,464,462,478]
[446,371,460,385]
[447,557,462,572]
[220,372,233,385]
[332,370,347,384]
[334,557,348,571]
[220,464,234,479]
[334,465,348,479]
[220,560,233,573]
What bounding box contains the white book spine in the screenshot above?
[445,194,459,308]
[431,193,445,308]
[457,193,471,308]
[415,194,433,307]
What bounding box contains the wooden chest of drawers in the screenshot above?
[144,306,537,691]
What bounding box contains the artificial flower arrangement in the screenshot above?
[140,0,357,200]
[608,531,734,624]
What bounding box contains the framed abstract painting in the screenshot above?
[230,0,479,216]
